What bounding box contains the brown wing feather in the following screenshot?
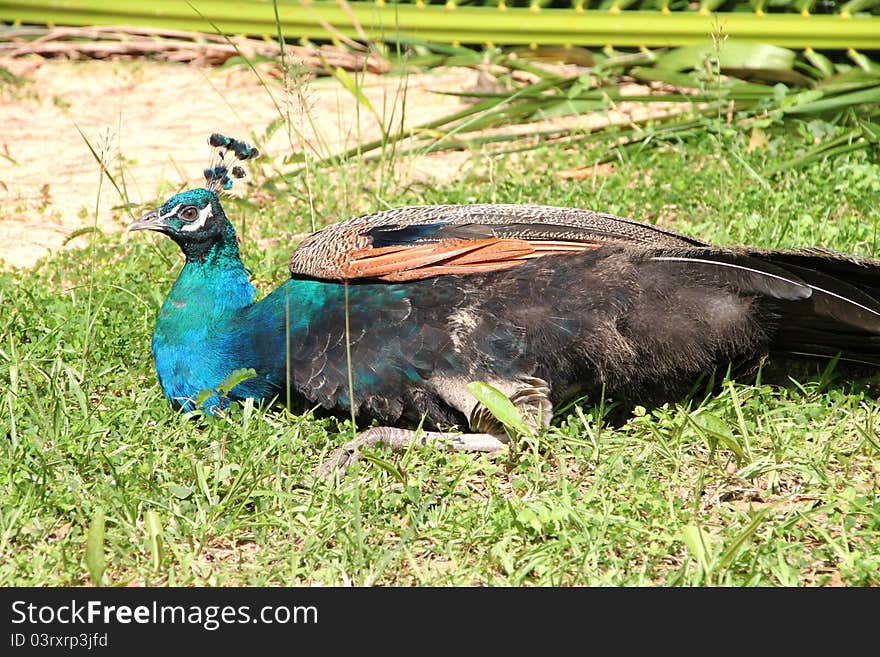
[289,204,703,282]
[344,237,602,281]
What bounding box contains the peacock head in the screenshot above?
[128,187,228,246]
[127,134,259,261]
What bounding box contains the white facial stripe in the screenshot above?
[180,204,213,233]
[158,203,182,222]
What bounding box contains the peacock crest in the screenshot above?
[203,133,259,194]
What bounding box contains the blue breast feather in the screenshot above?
[151,260,443,414]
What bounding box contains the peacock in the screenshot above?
[129,134,880,473]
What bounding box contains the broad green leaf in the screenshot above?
[681,524,711,578]
[688,410,745,460]
[216,367,257,397]
[145,510,164,571]
[722,67,812,87]
[467,381,531,436]
[656,42,796,73]
[167,483,193,499]
[217,367,257,397]
[86,508,105,586]
[516,507,544,533]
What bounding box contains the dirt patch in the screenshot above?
[0,56,482,268]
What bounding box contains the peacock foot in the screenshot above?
[318,426,508,477]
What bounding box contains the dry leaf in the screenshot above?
[556,162,616,179]
[747,126,768,153]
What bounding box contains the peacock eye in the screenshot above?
[180,206,199,222]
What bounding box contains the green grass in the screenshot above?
[3,96,880,586]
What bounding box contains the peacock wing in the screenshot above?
[288,204,706,282]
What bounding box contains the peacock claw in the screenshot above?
[317,426,507,478]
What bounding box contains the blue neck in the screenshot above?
[151,237,258,410]
[168,248,255,316]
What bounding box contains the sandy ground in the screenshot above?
[0,56,483,268]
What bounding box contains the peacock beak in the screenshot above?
[126,210,165,233]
